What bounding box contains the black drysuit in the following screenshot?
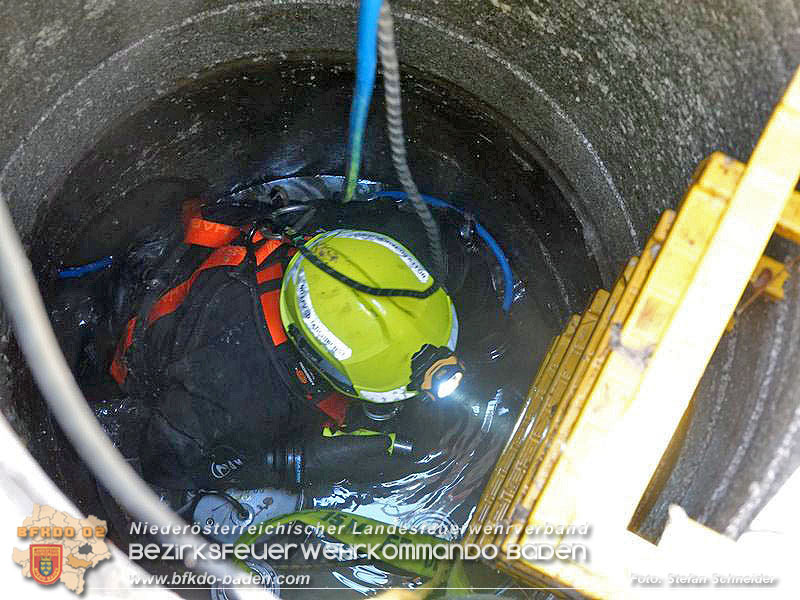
[112,233,359,491]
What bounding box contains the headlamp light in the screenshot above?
[436,370,463,398]
[421,355,465,400]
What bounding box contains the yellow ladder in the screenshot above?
[466,67,800,597]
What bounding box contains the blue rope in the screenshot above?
[57,256,113,279]
[343,0,383,203]
[376,191,514,313]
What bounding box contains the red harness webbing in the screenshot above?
[110,242,286,383]
[181,199,241,248]
[148,245,248,325]
[110,200,349,425]
[111,199,289,384]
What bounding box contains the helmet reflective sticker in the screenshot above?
[447,304,459,351]
[336,231,430,283]
[296,268,352,361]
[360,386,417,403]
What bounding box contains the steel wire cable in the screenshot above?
[377,0,447,283]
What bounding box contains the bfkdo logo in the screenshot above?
[13,504,112,595]
[30,544,63,585]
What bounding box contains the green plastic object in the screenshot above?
[236,509,448,578]
[280,229,458,403]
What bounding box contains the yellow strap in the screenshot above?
[322,427,397,455]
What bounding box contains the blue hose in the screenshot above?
[57,256,113,279]
[343,0,383,203]
[376,191,514,313]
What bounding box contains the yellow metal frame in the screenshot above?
[750,255,790,301]
[468,68,800,597]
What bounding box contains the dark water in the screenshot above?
[25,57,602,598]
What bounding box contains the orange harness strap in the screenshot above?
[182,199,241,248]
[110,240,290,385]
[148,245,248,324]
[256,240,289,346]
[108,214,350,424]
[109,316,138,385]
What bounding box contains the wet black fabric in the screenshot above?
[123,247,325,490]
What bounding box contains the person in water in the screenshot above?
[104,195,464,491]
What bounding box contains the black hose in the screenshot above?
[303,434,393,484]
[377,0,447,283]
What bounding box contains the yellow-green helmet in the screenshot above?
[279,229,459,403]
